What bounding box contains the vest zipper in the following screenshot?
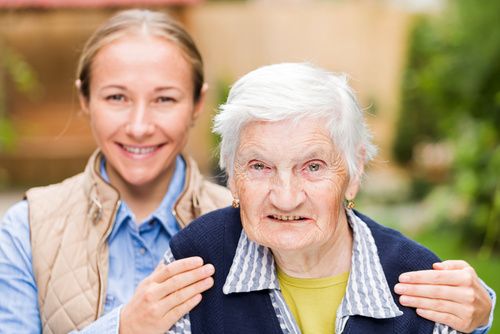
[95,199,121,317]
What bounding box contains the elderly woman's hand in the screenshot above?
[119,257,214,334]
[394,260,492,333]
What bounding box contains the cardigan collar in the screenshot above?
[222,209,403,321]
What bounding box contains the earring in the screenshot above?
[345,199,355,209]
[232,198,240,208]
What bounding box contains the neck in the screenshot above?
[108,163,176,223]
[273,211,353,278]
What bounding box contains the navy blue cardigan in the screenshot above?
[170,207,439,333]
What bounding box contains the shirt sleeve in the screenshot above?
[70,305,122,334]
[0,200,42,333]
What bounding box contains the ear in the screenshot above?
[192,83,208,123]
[75,79,90,116]
[345,146,366,200]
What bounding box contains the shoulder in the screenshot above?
[174,206,240,243]
[170,206,241,259]
[201,179,232,203]
[183,155,232,211]
[0,200,31,262]
[26,172,85,201]
[2,199,28,220]
[25,173,86,217]
[355,210,440,272]
[354,211,440,331]
[1,200,29,236]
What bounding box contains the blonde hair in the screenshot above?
[76,9,204,101]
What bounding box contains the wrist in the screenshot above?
[119,305,133,334]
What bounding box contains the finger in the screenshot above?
[433,260,472,270]
[399,295,464,316]
[415,308,470,332]
[159,276,214,318]
[157,263,215,298]
[160,293,203,329]
[398,269,473,286]
[153,257,205,283]
[394,283,472,303]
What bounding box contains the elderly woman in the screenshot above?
[162,63,493,333]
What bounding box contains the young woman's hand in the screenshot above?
[395,260,492,333]
[119,257,214,334]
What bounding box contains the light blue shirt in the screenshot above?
[0,155,186,333]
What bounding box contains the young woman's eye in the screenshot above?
[106,94,126,102]
[156,96,175,103]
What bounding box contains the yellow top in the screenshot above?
[277,268,349,334]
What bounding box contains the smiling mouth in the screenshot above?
[119,143,164,156]
[269,214,308,222]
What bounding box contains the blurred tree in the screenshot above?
[0,41,40,151]
[394,0,500,256]
[209,77,232,186]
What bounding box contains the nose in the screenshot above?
[269,171,306,211]
[125,102,155,139]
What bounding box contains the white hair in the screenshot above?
[213,62,377,179]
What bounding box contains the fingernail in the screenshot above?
[394,284,405,293]
[205,277,214,286]
[204,264,215,274]
[433,262,443,269]
[399,274,410,282]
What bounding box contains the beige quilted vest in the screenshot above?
[27,150,231,333]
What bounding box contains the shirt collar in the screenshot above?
[100,155,186,241]
[222,209,402,320]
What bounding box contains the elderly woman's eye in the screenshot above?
[308,162,321,172]
[251,162,266,171]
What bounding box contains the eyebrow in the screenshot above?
[301,148,332,161]
[236,148,267,161]
[100,84,126,90]
[237,146,333,163]
[99,85,183,94]
[154,86,183,93]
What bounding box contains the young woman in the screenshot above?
[0,9,231,333]
[0,9,494,334]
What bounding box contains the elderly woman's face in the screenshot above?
[231,118,360,252]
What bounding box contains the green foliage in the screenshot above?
[2,47,41,96]
[0,117,15,150]
[0,42,41,151]
[207,77,233,185]
[211,78,232,149]
[394,1,500,255]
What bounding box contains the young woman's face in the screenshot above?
[80,34,204,189]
